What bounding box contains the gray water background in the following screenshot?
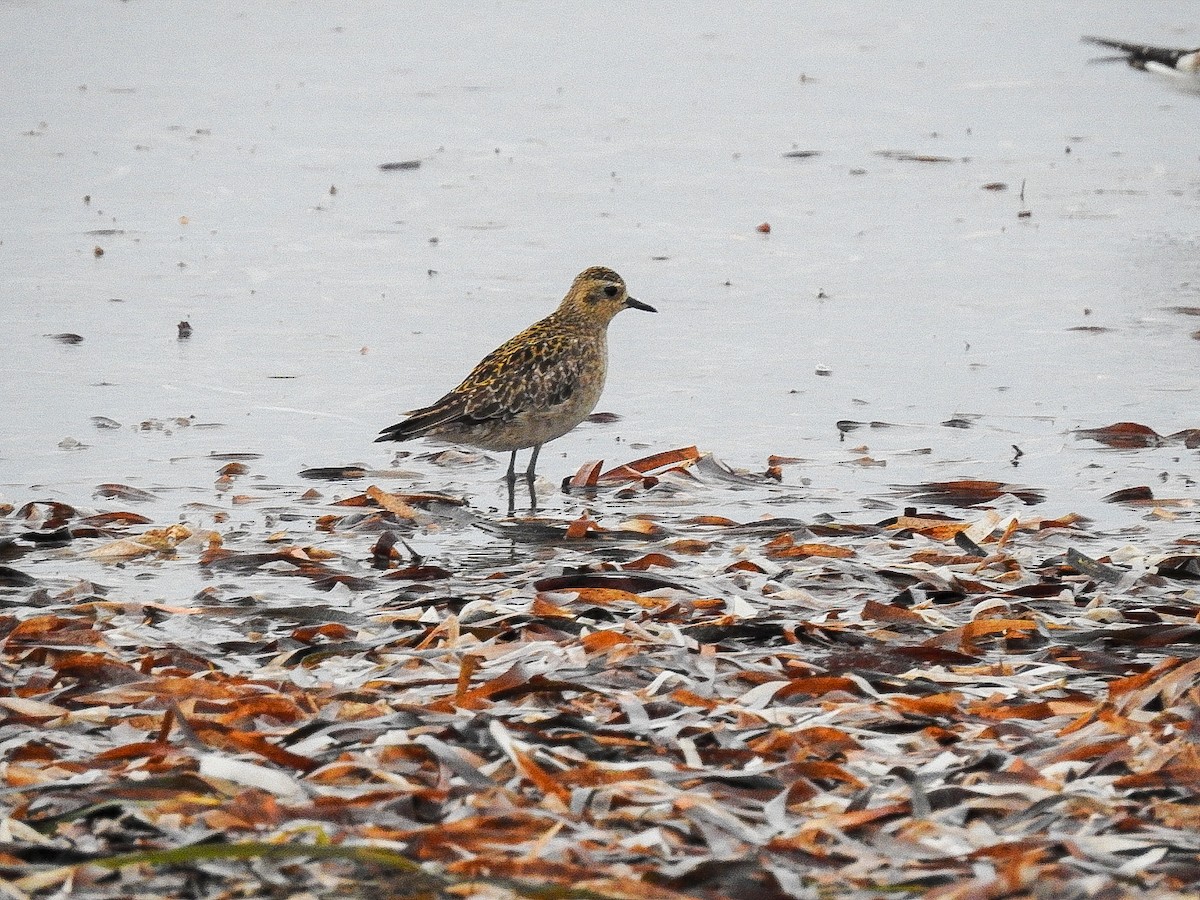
[2,1,1197,528]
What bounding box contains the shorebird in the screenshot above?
[1083,36,1200,92]
[377,266,655,510]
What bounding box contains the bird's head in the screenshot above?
[557,266,656,325]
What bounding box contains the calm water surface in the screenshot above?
[2,1,1197,533]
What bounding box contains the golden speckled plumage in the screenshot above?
[377,267,655,483]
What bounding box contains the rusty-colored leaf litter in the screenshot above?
[2,446,1199,899]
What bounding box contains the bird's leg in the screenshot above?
[524,444,541,481]
[525,444,541,512]
[505,450,518,516]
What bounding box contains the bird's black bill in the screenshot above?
[625,297,656,313]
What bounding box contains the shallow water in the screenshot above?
[2,1,1197,534]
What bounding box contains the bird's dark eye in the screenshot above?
[603,285,619,298]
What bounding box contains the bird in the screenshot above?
[1082,36,1200,91]
[377,266,655,509]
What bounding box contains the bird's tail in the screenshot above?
[375,397,468,443]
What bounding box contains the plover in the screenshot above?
[378,266,655,509]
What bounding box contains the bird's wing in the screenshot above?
[376,329,587,442]
[1082,36,1199,71]
[457,330,585,422]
